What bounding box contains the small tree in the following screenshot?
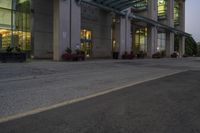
[185,36,197,56]
[197,43,200,56]
[175,35,198,56]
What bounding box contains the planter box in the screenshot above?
[152,52,162,58]
[62,53,85,61]
[113,52,119,59]
[0,52,27,63]
[171,53,178,58]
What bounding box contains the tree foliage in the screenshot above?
[185,36,197,56]
[197,43,200,56]
[174,35,198,56]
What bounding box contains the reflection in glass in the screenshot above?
[0,8,11,29]
[157,33,166,52]
[158,0,167,19]
[81,29,93,57]
[133,0,147,10]
[0,0,12,9]
[134,28,147,53]
[0,0,31,51]
[174,0,180,25]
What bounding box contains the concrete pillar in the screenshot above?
[166,0,175,57]
[125,10,132,53]
[117,9,132,57]
[147,0,157,20]
[180,0,185,31]
[166,32,174,57]
[70,0,81,52]
[147,26,157,57]
[178,0,186,57]
[167,0,174,27]
[147,0,158,57]
[179,36,185,57]
[53,0,81,61]
[119,17,126,57]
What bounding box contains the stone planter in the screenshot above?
[0,52,27,63]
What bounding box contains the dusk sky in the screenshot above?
[185,1,200,42]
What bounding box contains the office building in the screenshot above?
[0,0,188,60]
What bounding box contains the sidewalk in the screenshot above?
[0,58,200,119]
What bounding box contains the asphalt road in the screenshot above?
[0,59,183,118]
[0,70,200,133]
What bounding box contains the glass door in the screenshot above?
[81,29,93,57]
[134,27,147,54]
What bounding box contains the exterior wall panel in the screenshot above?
[81,3,112,58]
[32,0,53,59]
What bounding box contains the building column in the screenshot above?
[180,0,185,32]
[53,0,80,61]
[147,0,158,57]
[119,17,126,57]
[70,0,81,52]
[117,9,132,57]
[147,26,157,57]
[166,0,175,57]
[125,10,132,53]
[166,32,174,57]
[178,0,186,57]
[179,36,185,57]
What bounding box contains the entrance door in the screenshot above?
[81,29,93,57]
[134,27,147,54]
[81,41,92,58]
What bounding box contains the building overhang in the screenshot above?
[81,0,190,37]
[82,0,147,11]
[129,14,191,37]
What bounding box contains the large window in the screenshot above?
[0,0,31,51]
[158,0,167,19]
[157,33,166,52]
[0,0,12,9]
[174,0,180,25]
[111,17,118,52]
[134,28,147,53]
[81,29,93,57]
[133,0,148,11]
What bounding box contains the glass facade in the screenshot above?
[174,0,180,25]
[158,0,167,19]
[134,28,147,53]
[111,17,117,52]
[157,33,166,52]
[81,29,93,57]
[133,0,147,10]
[0,0,31,51]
